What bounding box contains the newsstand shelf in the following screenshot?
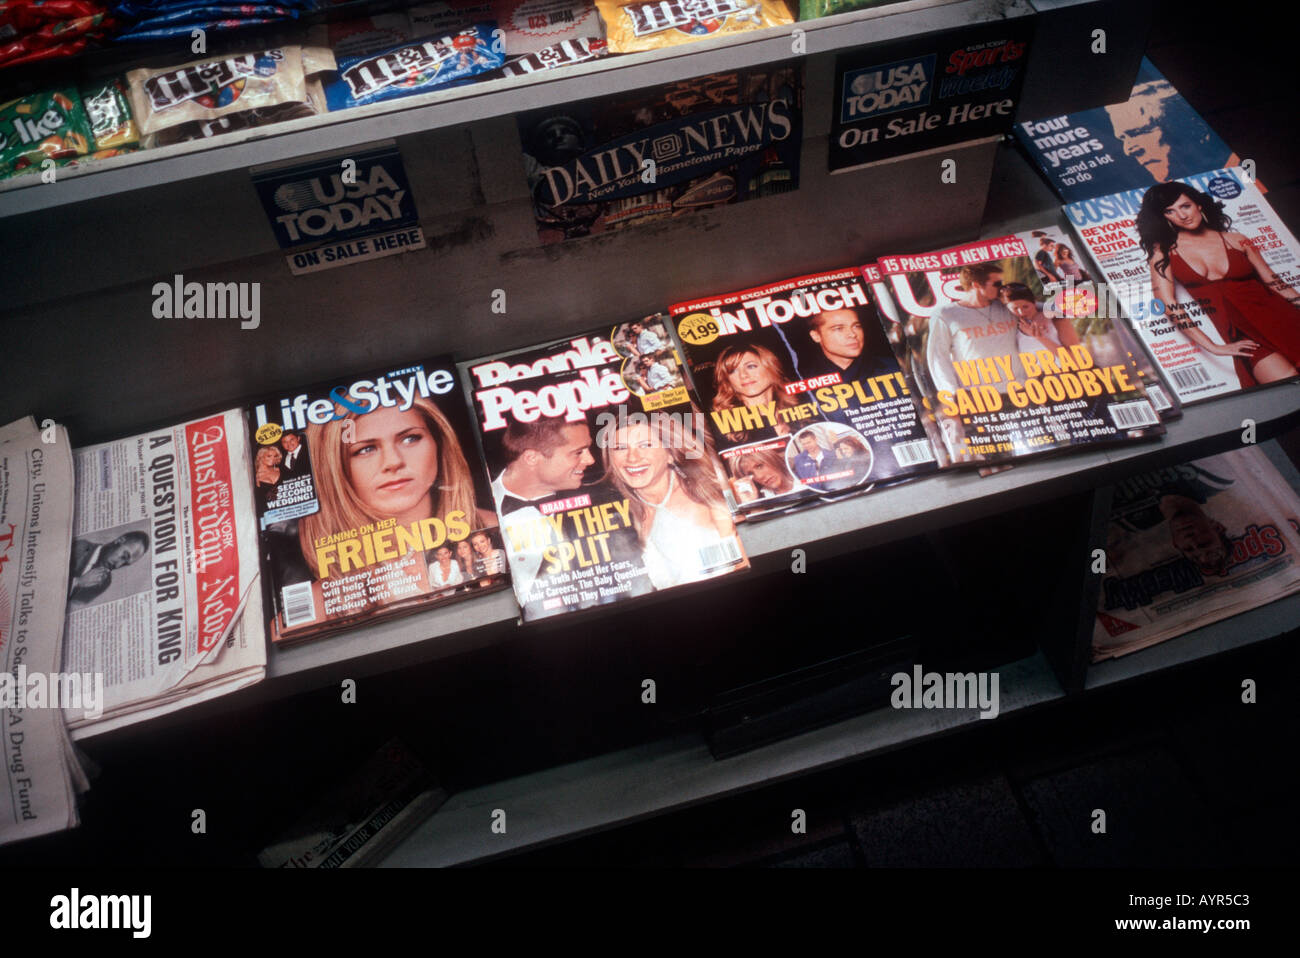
[73,377,1297,744]
[1084,592,1300,691]
[380,650,1060,866]
[375,437,1300,866]
[0,0,1015,216]
[278,381,1295,680]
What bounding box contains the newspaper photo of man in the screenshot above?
[68,529,151,606]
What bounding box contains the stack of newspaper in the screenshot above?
[61,409,266,737]
[1,417,90,846]
[1094,444,1300,660]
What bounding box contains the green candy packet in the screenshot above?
[0,87,94,179]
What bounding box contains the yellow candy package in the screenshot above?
[595,0,793,52]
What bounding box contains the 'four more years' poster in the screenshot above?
[518,62,802,243]
[1013,58,1250,203]
[829,18,1033,172]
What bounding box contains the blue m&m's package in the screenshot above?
[324,23,505,111]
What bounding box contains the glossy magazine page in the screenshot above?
[878,233,1164,467]
[670,266,938,513]
[465,320,747,621]
[1066,167,1300,403]
[1013,57,1249,204]
[247,358,507,645]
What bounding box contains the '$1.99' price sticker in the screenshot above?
[677,313,721,345]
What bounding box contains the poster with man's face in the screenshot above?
[1013,57,1244,202]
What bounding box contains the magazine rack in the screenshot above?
[8,0,1298,863]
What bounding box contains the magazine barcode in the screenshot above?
[1109,400,1160,429]
[698,536,743,571]
[1170,364,1212,389]
[892,440,935,466]
[281,582,316,628]
[1146,385,1172,411]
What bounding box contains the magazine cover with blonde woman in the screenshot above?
[248,359,507,645]
[670,266,938,517]
[466,320,748,621]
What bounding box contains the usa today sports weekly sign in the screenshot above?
[829,19,1034,172]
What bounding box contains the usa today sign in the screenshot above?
[251,143,425,274]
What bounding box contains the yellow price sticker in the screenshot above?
[255,422,284,445]
[677,312,721,346]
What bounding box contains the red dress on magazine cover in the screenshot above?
[1171,236,1300,388]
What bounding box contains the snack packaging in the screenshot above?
[116,15,279,38]
[594,0,791,53]
[125,45,307,135]
[406,0,491,37]
[501,34,606,76]
[0,86,93,177]
[798,0,893,19]
[80,75,138,149]
[326,12,412,57]
[142,48,332,146]
[323,23,504,111]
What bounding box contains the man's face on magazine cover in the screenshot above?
[810,309,865,364]
[536,423,595,492]
[977,272,1004,300]
[1169,510,1229,574]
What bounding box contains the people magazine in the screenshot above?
[465,320,747,621]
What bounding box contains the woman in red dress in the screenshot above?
[1138,181,1300,387]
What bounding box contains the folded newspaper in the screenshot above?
[1094,444,1300,660]
[258,738,446,868]
[61,409,265,737]
[1,417,89,846]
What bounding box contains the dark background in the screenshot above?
[3,0,1298,873]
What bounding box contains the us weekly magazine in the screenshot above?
[1095,445,1300,660]
[465,320,748,621]
[877,231,1166,468]
[669,267,938,517]
[1067,167,1300,403]
[247,359,508,645]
